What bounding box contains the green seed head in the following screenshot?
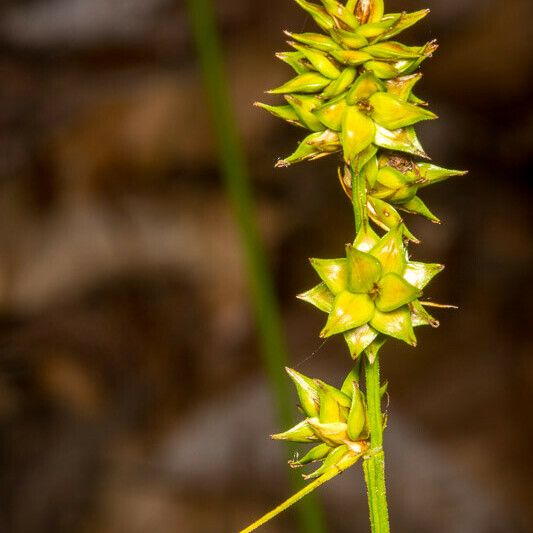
[256,1,465,233]
[298,225,444,354]
[274,367,371,479]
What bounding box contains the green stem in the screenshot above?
[363,357,390,533]
[350,163,390,532]
[240,453,361,533]
[350,162,369,234]
[185,1,326,532]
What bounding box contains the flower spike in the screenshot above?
[243,0,466,531]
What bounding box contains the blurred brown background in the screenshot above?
[0,1,531,532]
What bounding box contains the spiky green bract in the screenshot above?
[338,153,468,234]
[298,225,443,357]
[257,2,436,169]
[273,367,372,479]
[255,0,465,235]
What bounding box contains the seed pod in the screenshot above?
[365,51,434,79]
[344,324,379,359]
[341,363,362,394]
[330,49,373,66]
[385,73,423,101]
[347,383,367,440]
[277,130,339,167]
[371,305,417,346]
[297,282,334,313]
[320,291,375,337]
[310,257,348,294]
[408,93,427,106]
[352,223,380,251]
[398,195,440,223]
[330,28,368,49]
[403,262,444,290]
[374,165,412,193]
[364,60,402,79]
[366,40,437,79]
[367,196,419,242]
[307,418,349,446]
[254,102,303,127]
[284,31,339,52]
[299,225,442,349]
[345,0,357,12]
[285,94,324,131]
[315,96,348,131]
[276,51,310,75]
[268,72,331,94]
[289,42,342,79]
[355,16,400,38]
[320,0,359,29]
[321,67,357,99]
[315,380,352,409]
[286,367,320,418]
[346,244,382,293]
[317,381,342,423]
[375,273,422,313]
[341,105,376,163]
[415,163,468,186]
[289,443,332,468]
[306,129,341,152]
[362,42,427,60]
[293,0,335,32]
[369,92,437,130]
[374,125,427,158]
[303,444,349,479]
[373,165,418,202]
[356,0,385,24]
[368,196,403,231]
[271,419,318,442]
[276,133,322,167]
[369,222,406,274]
[346,71,384,104]
[377,9,430,41]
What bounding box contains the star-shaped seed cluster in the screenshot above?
[298,226,442,357]
[338,152,467,241]
[272,367,375,479]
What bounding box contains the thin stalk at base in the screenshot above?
[240,453,362,533]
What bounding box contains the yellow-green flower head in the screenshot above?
[338,153,468,239]
[271,367,374,479]
[298,225,442,356]
[255,1,439,167]
[260,69,435,167]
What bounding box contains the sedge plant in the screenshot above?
[242,1,466,532]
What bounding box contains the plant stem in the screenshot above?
[350,161,369,234]
[239,453,362,533]
[350,164,391,532]
[363,357,390,533]
[185,1,326,531]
